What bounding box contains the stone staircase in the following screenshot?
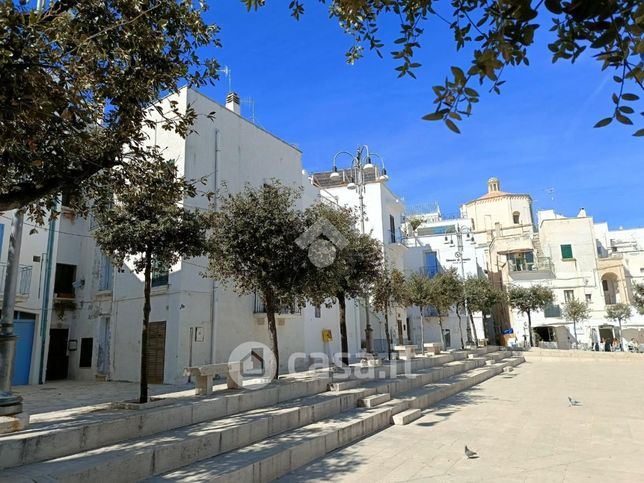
[0,346,524,483]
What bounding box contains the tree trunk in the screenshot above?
[457,311,465,349]
[438,315,446,348]
[418,306,424,350]
[140,251,152,404]
[469,311,479,348]
[337,291,349,366]
[573,319,578,349]
[264,293,280,380]
[618,318,623,351]
[527,311,533,347]
[383,303,392,360]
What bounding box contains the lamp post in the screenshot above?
[331,146,388,354]
[444,224,476,346]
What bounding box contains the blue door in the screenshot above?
[12,319,35,385]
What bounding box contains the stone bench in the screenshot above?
[423,342,443,355]
[184,362,242,395]
[394,345,417,360]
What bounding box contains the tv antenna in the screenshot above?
[218,66,232,93]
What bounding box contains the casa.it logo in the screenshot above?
[296,218,348,268]
[228,341,277,390]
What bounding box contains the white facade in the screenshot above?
[403,213,486,349]
[312,168,407,354]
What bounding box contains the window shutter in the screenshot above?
[560,244,573,259]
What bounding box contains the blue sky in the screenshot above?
[199,2,643,229]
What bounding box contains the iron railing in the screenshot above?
[253,293,301,315]
[0,263,32,296]
[508,256,554,273]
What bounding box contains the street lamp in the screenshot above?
[445,225,477,346]
[331,145,387,353]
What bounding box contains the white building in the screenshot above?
[310,162,407,354]
[460,177,644,350]
[403,206,487,349]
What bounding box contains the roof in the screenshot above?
[464,190,531,205]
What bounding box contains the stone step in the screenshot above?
[397,357,525,412]
[358,393,391,408]
[0,376,330,471]
[0,389,368,483]
[146,407,392,483]
[392,409,421,425]
[149,356,523,482]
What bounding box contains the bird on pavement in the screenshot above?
[568,396,581,406]
[464,445,478,459]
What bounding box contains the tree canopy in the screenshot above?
[245,0,643,135]
[372,266,407,357]
[93,157,208,403]
[463,276,505,346]
[605,302,632,322]
[562,299,590,348]
[633,284,644,314]
[508,284,554,346]
[0,0,217,221]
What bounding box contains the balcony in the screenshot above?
[508,256,555,280]
[253,293,301,319]
[0,263,33,298]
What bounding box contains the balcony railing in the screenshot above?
[508,256,554,273]
[0,263,32,296]
[253,293,301,315]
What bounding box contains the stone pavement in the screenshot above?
[278,357,644,482]
[13,380,194,414]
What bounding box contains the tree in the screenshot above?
[562,299,591,349]
[372,267,407,359]
[463,277,506,347]
[0,1,217,220]
[427,269,463,349]
[633,284,644,314]
[303,202,383,365]
[93,158,208,403]
[606,303,632,350]
[508,285,555,347]
[404,272,432,348]
[246,0,643,135]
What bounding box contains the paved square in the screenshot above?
[279,357,644,482]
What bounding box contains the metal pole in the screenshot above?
[358,172,373,353]
[0,209,25,415]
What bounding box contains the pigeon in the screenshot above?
[464,445,478,459]
[568,397,581,407]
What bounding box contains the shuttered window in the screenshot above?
[560,244,573,260]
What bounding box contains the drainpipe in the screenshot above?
[209,128,220,364]
[38,210,58,384]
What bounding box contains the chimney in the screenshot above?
[487,177,500,193]
[225,92,240,115]
[577,208,587,218]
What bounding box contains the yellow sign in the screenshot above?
[322,329,333,342]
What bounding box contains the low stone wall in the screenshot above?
[515,348,644,361]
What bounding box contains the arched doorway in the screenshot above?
[601,273,620,305]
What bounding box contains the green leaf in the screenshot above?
[422,112,444,121]
[444,118,461,134]
[450,66,466,83]
[622,93,640,101]
[633,129,644,137]
[593,117,613,128]
[615,112,633,125]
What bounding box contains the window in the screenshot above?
[560,244,574,260]
[79,338,93,368]
[54,263,77,298]
[564,290,574,302]
[513,211,520,224]
[424,251,439,278]
[151,260,169,287]
[314,305,321,318]
[389,215,396,243]
[98,253,113,291]
[585,294,592,303]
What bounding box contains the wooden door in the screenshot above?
[147,321,166,384]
